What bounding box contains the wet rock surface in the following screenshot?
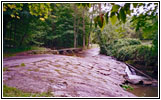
[3,48,136,97]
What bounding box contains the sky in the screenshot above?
[89,3,158,16]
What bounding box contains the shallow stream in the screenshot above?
[128,84,158,97]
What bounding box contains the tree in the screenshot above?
[73,4,77,48]
[76,3,91,49]
[82,7,86,49]
[87,4,95,48]
[93,3,158,55]
[3,3,52,47]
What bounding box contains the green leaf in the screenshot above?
[138,3,143,7]
[11,14,15,18]
[111,3,115,5]
[119,7,126,23]
[126,9,131,16]
[101,17,106,31]
[94,15,106,30]
[94,16,98,28]
[147,3,152,7]
[124,3,130,11]
[116,12,120,20]
[86,3,91,8]
[154,3,158,5]
[98,16,103,28]
[133,3,138,8]
[111,5,120,12]
[110,14,117,25]
[124,3,131,16]
[105,12,109,24]
[110,12,115,17]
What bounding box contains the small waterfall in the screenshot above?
[125,66,147,84]
[130,68,136,75]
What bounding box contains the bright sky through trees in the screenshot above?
[89,3,158,16]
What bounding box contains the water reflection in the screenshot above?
[128,84,158,97]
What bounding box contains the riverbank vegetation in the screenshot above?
[3,85,53,97]
[94,3,158,78]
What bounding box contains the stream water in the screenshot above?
[74,47,158,97]
[127,84,158,97]
[124,66,158,97]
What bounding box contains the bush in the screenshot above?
[100,38,157,66]
[100,38,141,56]
[117,45,157,66]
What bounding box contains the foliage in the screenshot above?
[94,3,132,30]
[93,3,158,29]
[21,63,25,67]
[152,32,158,56]
[121,84,134,91]
[3,46,46,58]
[95,17,136,44]
[3,85,53,97]
[100,38,157,66]
[100,38,141,55]
[3,3,91,49]
[50,4,90,48]
[130,3,158,57]
[3,3,51,19]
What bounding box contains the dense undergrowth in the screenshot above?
[3,46,47,58]
[100,38,158,77]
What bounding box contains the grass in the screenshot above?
[3,67,9,72]
[121,84,134,91]
[3,46,47,58]
[21,63,25,67]
[3,85,53,97]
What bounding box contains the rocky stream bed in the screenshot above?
[3,48,157,97]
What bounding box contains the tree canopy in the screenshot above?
[3,2,158,51]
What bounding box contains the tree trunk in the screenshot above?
[19,33,27,47]
[14,19,17,45]
[3,18,8,48]
[19,23,29,47]
[76,18,80,47]
[82,8,86,49]
[99,3,102,16]
[87,4,94,48]
[9,20,13,47]
[73,4,77,48]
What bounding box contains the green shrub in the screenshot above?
[100,38,141,56]
[117,44,155,65]
[100,38,157,66]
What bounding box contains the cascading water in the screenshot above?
[125,66,147,84]
[124,65,158,97]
